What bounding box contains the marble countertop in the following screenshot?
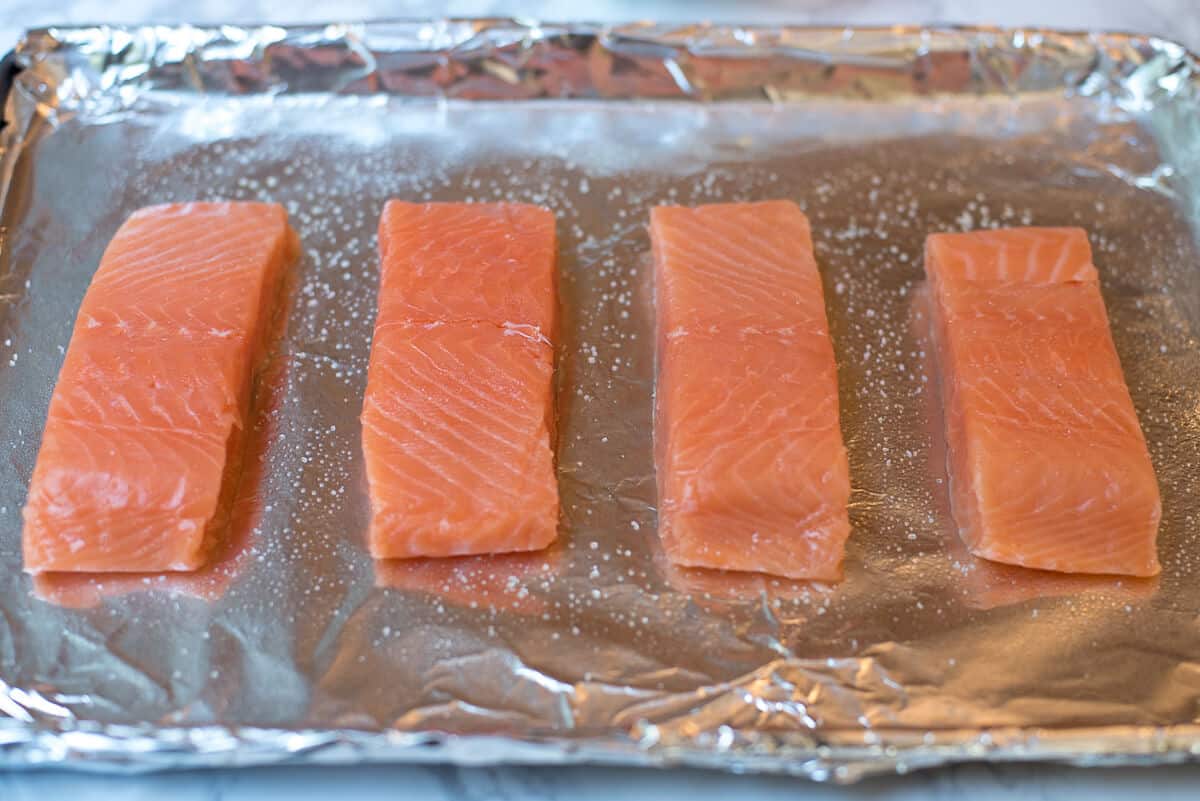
[2,1,1199,798]
[7,762,1200,801]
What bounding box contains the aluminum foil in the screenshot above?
[1,20,1199,783]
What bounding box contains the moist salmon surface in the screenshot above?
[652,200,851,580]
[22,202,299,573]
[363,202,559,559]
[926,227,1161,576]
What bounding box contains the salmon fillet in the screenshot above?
[377,200,558,334]
[651,200,851,580]
[23,202,299,573]
[926,227,1161,576]
[363,202,559,559]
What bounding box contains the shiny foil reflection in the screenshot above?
[1,20,1199,781]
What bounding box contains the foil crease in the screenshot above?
[1,20,1199,782]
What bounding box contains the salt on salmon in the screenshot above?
[926,227,1161,576]
[651,200,851,581]
[22,202,299,574]
[29,330,291,605]
[362,202,559,559]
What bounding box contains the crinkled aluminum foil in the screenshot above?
[1,20,1199,783]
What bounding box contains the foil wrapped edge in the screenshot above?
[1,20,1199,782]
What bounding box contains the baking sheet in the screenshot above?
[1,20,1200,782]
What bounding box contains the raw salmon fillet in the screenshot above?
[651,200,851,580]
[363,202,558,559]
[23,202,299,573]
[926,227,1161,576]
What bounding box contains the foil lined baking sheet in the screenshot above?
[0,20,1199,782]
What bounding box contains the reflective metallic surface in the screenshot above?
[0,20,1199,782]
